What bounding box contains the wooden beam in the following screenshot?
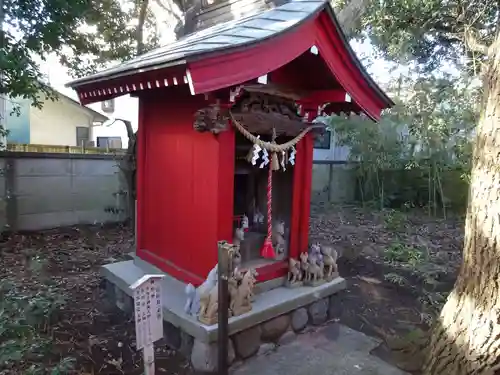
[298,89,347,107]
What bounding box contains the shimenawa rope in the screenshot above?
[229,111,314,153]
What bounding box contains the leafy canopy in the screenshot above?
[2,0,161,107]
[361,0,496,72]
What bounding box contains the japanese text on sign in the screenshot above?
[130,275,164,350]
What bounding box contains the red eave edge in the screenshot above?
[73,68,190,106]
[186,9,392,120]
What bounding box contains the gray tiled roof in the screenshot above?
[67,0,326,87]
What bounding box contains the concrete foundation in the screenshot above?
[101,255,347,373]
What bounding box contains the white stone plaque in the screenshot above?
[130,274,165,375]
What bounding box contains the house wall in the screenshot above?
[88,95,139,148]
[4,97,31,144]
[29,97,93,146]
[313,131,350,162]
[0,152,127,231]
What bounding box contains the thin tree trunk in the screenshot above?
[126,0,147,226]
[117,120,137,226]
[136,0,149,55]
[422,39,500,375]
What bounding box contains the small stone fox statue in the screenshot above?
[184,264,218,316]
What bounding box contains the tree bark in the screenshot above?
[174,0,367,39]
[116,120,137,226]
[136,0,150,55]
[422,38,500,375]
[334,0,370,38]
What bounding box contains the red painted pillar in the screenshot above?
[289,138,304,259]
[299,132,314,253]
[136,96,147,254]
[289,107,318,258]
[217,125,235,243]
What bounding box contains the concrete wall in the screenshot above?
[0,157,6,230]
[29,96,95,146]
[0,152,128,231]
[0,152,354,233]
[311,162,357,204]
[312,128,357,204]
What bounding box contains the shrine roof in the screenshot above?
[67,0,393,119]
[68,0,326,88]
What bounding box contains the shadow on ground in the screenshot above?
[232,324,409,375]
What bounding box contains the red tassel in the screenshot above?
[261,239,276,259]
[260,160,276,259]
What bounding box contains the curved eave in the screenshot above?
[66,59,187,89]
[323,6,394,109]
[186,7,392,120]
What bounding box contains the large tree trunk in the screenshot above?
[175,0,367,38]
[422,40,500,375]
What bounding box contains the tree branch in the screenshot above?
[334,0,370,37]
[464,29,489,55]
[433,22,489,55]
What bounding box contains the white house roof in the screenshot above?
[57,90,109,122]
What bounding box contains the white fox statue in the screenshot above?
[184,264,218,316]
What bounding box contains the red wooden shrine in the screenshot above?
[68,0,393,286]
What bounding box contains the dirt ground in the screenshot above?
[0,204,464,374]
[310,203,463,373]
[311,204,463,334]
[0,224,190,375]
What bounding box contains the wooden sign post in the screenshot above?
[217,241,236,375]
[130,274,165,375]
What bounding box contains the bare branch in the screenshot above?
[114,118,135,141]
[464,29,489,55]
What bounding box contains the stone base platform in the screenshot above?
[101,257,347,373]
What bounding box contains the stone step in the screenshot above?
[101,256,347,373]
[102,258,346,343]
